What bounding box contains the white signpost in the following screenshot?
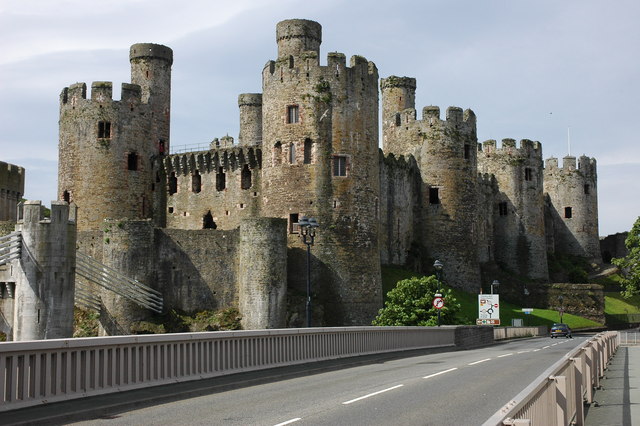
[477,294,500,325]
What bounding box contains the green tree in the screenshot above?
[372,276,460,326]
[613,216,640,298]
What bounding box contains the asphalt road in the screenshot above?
[62,335,587,426]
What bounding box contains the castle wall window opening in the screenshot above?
[127,152,139,171]
[333,155,348,177]
[289,143,296,164]
[565,206,572,219]
[584,184,590,194]
[498,201,508,216]
[241,164,252,190]
[525,168,533,181]
[273,141,283,165]
[464,144,471,160]
[203,211,216,229]
[192,170,201,193]
[216,167,226,191]
[168,172,177,195]
[429,187,440,205]
[98,121,111,139]
[289,213,300,234]
[304,138,313,164]
[287,105,299,124]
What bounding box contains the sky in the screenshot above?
[0,0,638,236]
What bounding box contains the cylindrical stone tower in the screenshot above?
[238,93,263,146]
[238,218,288,329]
[13,201,76,340]
[381,76,417,156]
[544,155,601,262]
[261,19,382,325]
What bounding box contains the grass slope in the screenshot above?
[382,266,602,330]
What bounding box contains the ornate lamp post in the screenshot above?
[298,217,319,327]
[433,260,443,327]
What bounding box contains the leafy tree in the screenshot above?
[613,216,640,298]
[372,276,460,326]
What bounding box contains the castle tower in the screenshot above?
[238,94,263,146]
[13,201,76,340]
[58,44,173,231]
[478,139,549,280]
[544,155,601,262]
[0,161,25,221]
[261,19,382,325]
[380,80,480,291]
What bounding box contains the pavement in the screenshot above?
[585,338,640,425]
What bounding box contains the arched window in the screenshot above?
[304,138,313,164]
[168,172,177,195]
[203,211,217,229]
[289,143,296,164]
[192,170,201,193]
[241,164,252,190]
[62,190,70,203]
[216,167,226,191]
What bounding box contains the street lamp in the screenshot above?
[299,216,319,327]
[558,295,564,323]
[491,280,500,295]
[433,260,443,327]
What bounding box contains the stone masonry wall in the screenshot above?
[0,161,25,221]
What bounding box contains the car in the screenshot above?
[550,323,572,338]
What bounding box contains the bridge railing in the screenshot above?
[484,331,619,426]
[0,326,462,412]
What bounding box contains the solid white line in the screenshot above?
[423,367,458,379]
[342,384,404,405]
[468,358,491,365]
[498,353,514,358]
[274,418,302,426]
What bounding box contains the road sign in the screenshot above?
[522,308,533,314]
[478,294,500,325]
[433,296,444,310]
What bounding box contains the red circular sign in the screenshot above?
[433,297,445,309]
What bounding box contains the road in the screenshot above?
[65,335,587,426]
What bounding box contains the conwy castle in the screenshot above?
[0,19,601,339]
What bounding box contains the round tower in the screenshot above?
[58,44,172,231]
[238,93,263,146]
[544,155,601,262]
[261,19,382,325]
[478,139,548,280]
[380,76,416,154]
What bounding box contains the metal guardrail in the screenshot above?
[619,331,639,346]
[75,252,163,313]
[0,231,21,267]
[0,327,455,412]
[484,331,618,426]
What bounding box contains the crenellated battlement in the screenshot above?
[60,82,142,106]
[18,200,76,225]
[380,76,416,91]
[0,161,25,190]
[163,146,262,176]
[479,138,542,158]
[545,155,596,177]
[381,151,419,170]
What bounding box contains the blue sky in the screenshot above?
[1,0,638,236]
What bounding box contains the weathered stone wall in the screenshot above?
[544,155,601,262]
[163,147,262,230]
[478,139,548,280]
[0,161,25,221]
[238,93,262,146]
[545,283,605,324]
[600,232,628,263]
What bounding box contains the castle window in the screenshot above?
[168,172,177,195]
[584,184,590,194]
[168,207,174,213]
[498,202,508,216]
[216,167,226,191]
[62,190,70,203]
[289,213,299,234]
[289,143,296,164]
[127,152,139,171]
[203,211,217,229]
[564,207,573,219]
[192,170,201,193]
[332,155,348,177]
[394,113,401,127]
[304,138,313,164]
[158,139,166,155]
[429,187,440,205]
[524,168,533,181]
[98,121,111,139]
[241,164,252,189]
[464,144,471,160]
[274,141,282,165]
[287,105,299,124]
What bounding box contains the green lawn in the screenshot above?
[382,266,603,330]
[604,292,640,315]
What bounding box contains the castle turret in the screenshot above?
[478,139,548,280]
[238,93,263,146]
[58,44,173,231]
[544,155,601,262]
[13,201,76,340]
[0,161,25,221]
[380,76,417,156]
[261,19,382,325]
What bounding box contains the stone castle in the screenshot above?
[12,19,603,334]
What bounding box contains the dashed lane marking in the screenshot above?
[498,353,514,358]
[468,358,491,366]
[274,418,302,426]
[423,367,458,379]
[342,384,404,405]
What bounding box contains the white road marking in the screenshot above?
[498,353,514,358]
[342,384,404,405]
[274,418,302,426]
[468,358,491,365]
[517,350,530,354]
[423,367,458,379]
[533,349,541,352]
[542,345,551,349]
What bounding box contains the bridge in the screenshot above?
[0,327,629,425]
